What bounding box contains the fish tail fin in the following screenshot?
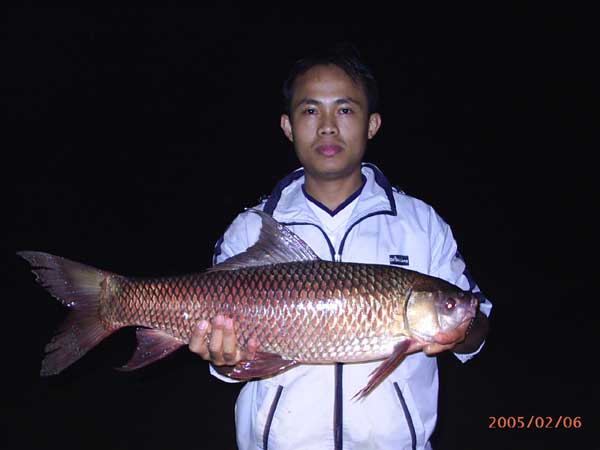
[17,251,119,376]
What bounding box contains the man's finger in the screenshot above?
[208,315,225,364]
[243,337,259,360]
[221,317,239,364]
[189,320,209,356]
[423,343,453,355]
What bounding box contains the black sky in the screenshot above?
[3,5,596,450]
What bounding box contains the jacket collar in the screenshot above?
[263,163,397,223]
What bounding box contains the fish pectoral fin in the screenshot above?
[352,339,412,401]
[214,352,298,380]
[118,328,185,371]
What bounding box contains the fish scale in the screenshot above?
[107,261,412,362]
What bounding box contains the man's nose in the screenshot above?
[318,114,338,136]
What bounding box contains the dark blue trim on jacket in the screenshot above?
[394,382,417,450]
[302,175,367,216]
[280,222,337,260]
[263,169,305,216]
[363,162,397,215]
[334,363,343,450]
[338,210,395,258]
[212,234,225,267]
[263,163,397,217]
[263,385,283,450]
[335,165,398,259]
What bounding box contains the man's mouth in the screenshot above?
[316,144,343,156]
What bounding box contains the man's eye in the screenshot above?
[340,108,353,114]
[303,108,317,115]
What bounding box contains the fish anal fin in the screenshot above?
[118,328,185,371]
[353,339,412,401]
[214,352,298,380]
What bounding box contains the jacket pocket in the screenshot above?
[261,385,283,450]
[393,382,417,450]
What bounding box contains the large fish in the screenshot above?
[19,210,477,399]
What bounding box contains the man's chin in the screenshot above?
[303,160,362,181]
[308,168,356,181]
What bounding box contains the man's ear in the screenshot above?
[367,113,382,140]
[280,114,294,142]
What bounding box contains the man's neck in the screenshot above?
[303,171,364,212]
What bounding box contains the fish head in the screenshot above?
[404,276,478,343]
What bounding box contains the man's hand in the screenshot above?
[189,315,258,366]
[423,311,490,356]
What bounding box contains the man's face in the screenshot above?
[281,64,381,182]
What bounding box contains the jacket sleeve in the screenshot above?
[208,208,264,382]
[428,208,493,363]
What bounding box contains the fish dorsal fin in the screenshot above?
[209,209,320,272]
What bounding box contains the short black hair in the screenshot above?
[282,42,379,115]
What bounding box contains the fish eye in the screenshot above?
[445,298,456,310]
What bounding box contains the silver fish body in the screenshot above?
[19,210,478,397]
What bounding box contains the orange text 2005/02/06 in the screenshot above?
[488,416,583,430]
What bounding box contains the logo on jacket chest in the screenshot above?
[389,254,410,266]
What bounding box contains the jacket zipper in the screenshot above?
[337,210,395,258]
[263,385,283,450]
[252,165,401,449]
[393,382,417,450]
[285,222,343,450]
[334,363,343,450]
[282,217,391,450]
[283,215,395,450]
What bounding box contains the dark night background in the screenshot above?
[3,5,596,450]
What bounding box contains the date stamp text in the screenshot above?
[488,416,582,429]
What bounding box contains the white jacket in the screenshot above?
[211,163,492,450]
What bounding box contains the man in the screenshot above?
[189,45,491,450]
